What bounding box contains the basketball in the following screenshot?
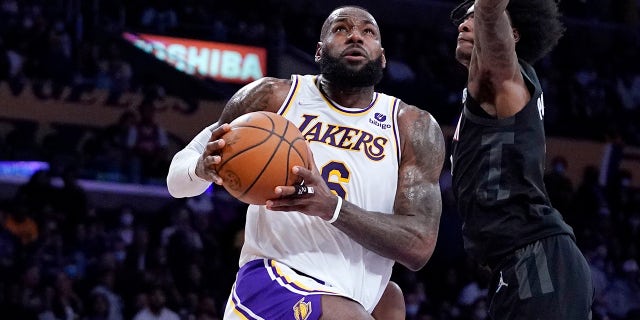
[214,111,311,205]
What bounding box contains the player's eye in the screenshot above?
[334,26,348,33]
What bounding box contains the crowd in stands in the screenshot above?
[0,146,638,319]
[0,0,639,319]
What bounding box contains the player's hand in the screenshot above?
[267,150,338,221]
[195,123,230,184]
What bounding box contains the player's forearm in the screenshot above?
[166,124,216,198]
[475,0,509,15]
[166,148,211,197]
[332,200,440,271]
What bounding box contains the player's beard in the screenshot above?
[318,52,384,88]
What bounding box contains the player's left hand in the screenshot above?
[267,153,339,221]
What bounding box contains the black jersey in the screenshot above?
[450,60,574,265]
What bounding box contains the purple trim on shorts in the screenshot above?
[231,259,324,320]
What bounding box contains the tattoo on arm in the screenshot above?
[398,109,445,228]
[219,78,289,124]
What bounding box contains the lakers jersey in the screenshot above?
[238,74,402,311]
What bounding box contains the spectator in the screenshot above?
[2,198,38,247]
[55,166,89,232]
[103,44,133,107]
[194,295,220,320]
[39,271,84,320]
[5,263,46,319]
[14,169,57,215]
[5,39,27,96]
[132,285,180,320]
[601,259,640,318]
[0,207,19,271]
[140,0,178,34]
[127,102,169,184]
[83,291,112,320]
[572,166,610,237]
[42,18,73,100]
[114,205,136,246]
[88,110,138,182]
[0,36,9,85]
[66,42,101,103]
[90,268,124,320]
[544,156,575,220]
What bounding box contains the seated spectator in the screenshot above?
[103,44,133,107]
[2,198,38,247]
[38,271,84,320]
[139,0,178,34]
[90,267,124,320]
[85,110,137,182]
[601,259,640,319]
[66,42,101,103]
[83,291,112,320]
[126,102,169,184]
[14,169,57,215]
[544,156,574,218]
[132,285,180,320]
[6,263,46,318]
[55,166,89,232]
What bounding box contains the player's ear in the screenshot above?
[315,42,323,62]
[381,48,387,69]
[512,28,520,43]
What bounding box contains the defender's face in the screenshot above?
[455,4,475,67]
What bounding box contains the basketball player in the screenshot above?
[449,0,594,318]
[167,5,445,320]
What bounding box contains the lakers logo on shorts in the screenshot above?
[293,297,312,320]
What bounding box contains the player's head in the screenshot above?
[450,0,565,64]
[315,6,386,87]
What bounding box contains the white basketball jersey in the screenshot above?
[238,74,401,312]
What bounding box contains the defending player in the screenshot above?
[449,0,594,318]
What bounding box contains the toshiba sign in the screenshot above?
[123,32,267,84]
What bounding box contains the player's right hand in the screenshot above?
[196,123,230,184]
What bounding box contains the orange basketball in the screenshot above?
[214,111,310,205]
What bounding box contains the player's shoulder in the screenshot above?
[396,100,444,147]
[250,76,295,93]
[396,100,440,128]
[242,76,294,110]
[221,77,294,121]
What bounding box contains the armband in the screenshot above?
[328,196,342,224]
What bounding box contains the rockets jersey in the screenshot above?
[450,60,574,266]
[238,74,402,312]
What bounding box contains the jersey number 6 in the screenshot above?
[320,161,350,199]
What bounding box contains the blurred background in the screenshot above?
[0,0,638,319]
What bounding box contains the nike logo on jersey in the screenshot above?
[298,99,316,106]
